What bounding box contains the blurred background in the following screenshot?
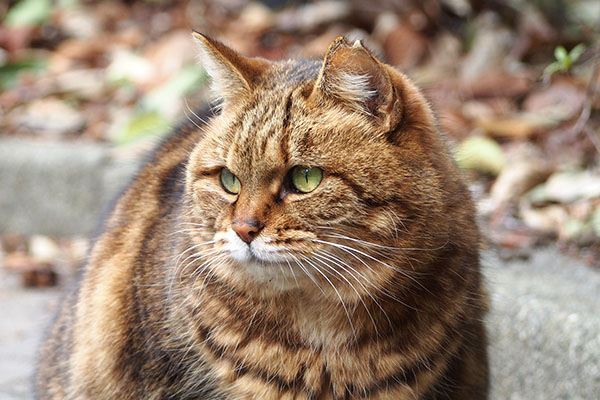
[0,0,599,399]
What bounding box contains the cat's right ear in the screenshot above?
[193,32,270,108]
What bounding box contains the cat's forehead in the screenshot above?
[200,58,380,179]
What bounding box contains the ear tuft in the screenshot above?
[311,37,401,130]
[192,32,269,108]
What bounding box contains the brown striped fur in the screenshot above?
[36,34,488,399]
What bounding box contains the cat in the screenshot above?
[35,33,489,399]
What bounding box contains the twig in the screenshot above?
[583,125,600,154]
[572,49,600,153]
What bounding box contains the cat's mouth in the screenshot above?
[219,229,296,265]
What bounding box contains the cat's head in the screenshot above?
[183,33,469,298]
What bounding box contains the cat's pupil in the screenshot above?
[291,166,323,193]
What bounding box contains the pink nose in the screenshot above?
[232,219,263,243]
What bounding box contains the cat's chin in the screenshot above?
[214,230,303,290]
[236,259,300,291]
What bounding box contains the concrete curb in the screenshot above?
[485,249,600,399]
[0,139,140,236]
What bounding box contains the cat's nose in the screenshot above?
[232,219,264,244]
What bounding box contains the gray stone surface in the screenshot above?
[486,249,600,400]
[0,270,62,400]
[0,139,139,236]
[0,248,599,399]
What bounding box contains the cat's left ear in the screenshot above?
[310,37,402,132]
[193,32,270,108]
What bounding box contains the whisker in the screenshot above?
[289,254,326,297]
[311,238,432,295]
[302,257,357,339]
[320,231,447,253]
[311,254,379,336]
[315,250,408,318]
[175,222,211,228]
[172,242,216,271]
[183,98,209,129]
[283,257,300,289]
[167,228,211,237]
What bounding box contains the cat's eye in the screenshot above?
[220,168,240,195]
[290,166,323,193]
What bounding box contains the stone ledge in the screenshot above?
[0,138,140,236]
[486,249,600,400]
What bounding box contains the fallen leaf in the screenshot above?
[489,156,552,209]
[143,30,200,88]
[527,170,600,204]
[475,113,558,138]
[8,97,86,136]
[591,207,600,237]
[0,56,47,90]
[4,0,52,27]
[523,81,585,122]
[455,136,505,175]
[520,202,568,234]
[22,263,58,287]
[236,2,276,33]
[463,70,533,98]
[381,22,427,70]
[114,110,170,145]
[275,1,351,32]
[29,235,61,264]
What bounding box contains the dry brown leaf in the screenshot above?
[489,157,552,209]
[462,70,533,98]
[475,114,557,138]
[523,81,586,122]
[382,23,427,70]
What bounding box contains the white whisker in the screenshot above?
[311,238,432,295]
[302,257,357,339]
[311,253,379,335]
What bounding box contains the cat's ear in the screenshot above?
[310,37,402,131]
[193,32,270,107]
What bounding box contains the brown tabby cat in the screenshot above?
[36,33,488,399]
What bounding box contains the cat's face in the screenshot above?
[183,35,448,297]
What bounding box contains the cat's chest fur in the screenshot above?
[168,268,466,399]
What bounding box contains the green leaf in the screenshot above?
[568,43,586,63]
[115,111,171,146]
[0,58,48,90]
[554,46,568,62]
[543,61,562,78]
[455,136,505,176]
[4,0,52,27]
[142,65,207,113]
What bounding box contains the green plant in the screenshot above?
[544,44,586,78]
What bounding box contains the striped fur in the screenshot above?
[36,35,488,399]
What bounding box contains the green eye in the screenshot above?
[291,166,323,193]
[220,168,240,194]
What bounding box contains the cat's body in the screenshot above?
[36,35,488,399]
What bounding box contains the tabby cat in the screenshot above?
[36,33,488,399]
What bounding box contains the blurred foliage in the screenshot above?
[0,58,48,90]
[455,136,506,176]
[3,0,52,27]
[115,110,170,146]
[115,65,207,145]
[544,44,586,79]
